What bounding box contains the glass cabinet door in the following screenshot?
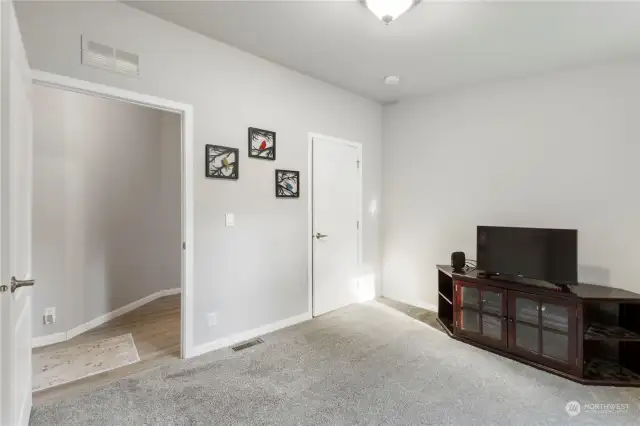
[459,286,480,333]
[481,289,504,340]
[541,303,569,332]
[482,289,503,316]
[461,286,480,309]
[515,322,539,354]
[456,282,506,348]
[541,302,570,362]
[513,296,540,354]
[460,308,480,333]
[515,298,539,324]
[509,293,574,368]
[542,329,569,362]
[481,314,503,341]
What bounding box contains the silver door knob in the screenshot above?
[315,233,328,240]
[11,276,35,293]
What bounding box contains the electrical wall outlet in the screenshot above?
[43,307,56,325]
[207,312,217,327]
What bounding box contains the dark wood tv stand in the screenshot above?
[436,265,640,386]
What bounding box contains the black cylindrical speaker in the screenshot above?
[451,252,466,273]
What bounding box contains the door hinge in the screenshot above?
[357,221,360,230]
[356,160,360,169]
[182,242,186,250]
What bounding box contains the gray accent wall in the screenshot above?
[382,60,640,308]
[17,2,382,347]
[32,85,181,338]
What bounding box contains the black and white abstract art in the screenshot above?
[248,127,276,160]
[205,144,239,180]
[275,169,299,198]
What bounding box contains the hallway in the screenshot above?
[33,295,180,406]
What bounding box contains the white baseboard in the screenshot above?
[190,311,312,358]
[32,332,67,348]
[33,288,181,348]
[382,294,438,313]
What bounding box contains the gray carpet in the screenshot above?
[376,297,443,332]
[31,302,640,425]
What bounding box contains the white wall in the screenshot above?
[32,85,181,338]
[382,60,640,308]
[16,2,382,347]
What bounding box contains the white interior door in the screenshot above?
[312,136,361,316]
[1,2,34,425]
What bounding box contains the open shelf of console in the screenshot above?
[584,357,640,383]
[436,264,640,387]
[437,268,454,336]
[581,300,640,385]
[584,323,640,341]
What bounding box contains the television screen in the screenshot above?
[477,226,577,283]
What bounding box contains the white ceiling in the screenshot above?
[127,1,640,103]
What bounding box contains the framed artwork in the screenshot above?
[248,127,276,160]
[275,169,299,198]
[205,144,239,180]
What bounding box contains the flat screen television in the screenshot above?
[477,226,577,284]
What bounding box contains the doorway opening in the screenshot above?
[308,133,366,317]
[29,73,193,403]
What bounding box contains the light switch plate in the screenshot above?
[225,213,235,227]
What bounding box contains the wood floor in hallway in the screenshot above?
[33,294,181,406]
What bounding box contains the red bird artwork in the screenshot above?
[249,128,275,160]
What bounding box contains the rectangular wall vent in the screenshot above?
[83,40,113,69]
[81,36,139,76]
[230,338,264,352]
[115,49,139,75]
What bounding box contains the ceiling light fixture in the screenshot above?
[364,0,419,25]
[384,76,400,85]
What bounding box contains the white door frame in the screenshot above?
[30,70,196,358]
[307,132,363,317]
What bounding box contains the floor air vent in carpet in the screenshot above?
[231,338,264,352]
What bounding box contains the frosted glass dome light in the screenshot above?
[365,0,417,25]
